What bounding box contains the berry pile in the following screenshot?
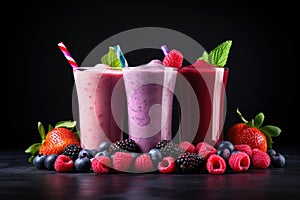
[31,139,286,174]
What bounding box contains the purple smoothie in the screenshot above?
[123,61,177,152]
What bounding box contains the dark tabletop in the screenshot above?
[1,146,300,200]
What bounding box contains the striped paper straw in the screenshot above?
[114,45,128,67]
[58,42,79,69]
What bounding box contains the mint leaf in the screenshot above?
[209,40,232,67]
[101,47,122,70]
[38,122,46,141]
[260,125,281,137]
[197,51,211,63]
[25,143,41,154]
[55,120,76,129]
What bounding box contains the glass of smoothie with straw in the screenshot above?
[58,42,126,150]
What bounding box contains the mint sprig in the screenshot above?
[101,47,122,70]
[197,40,232,67]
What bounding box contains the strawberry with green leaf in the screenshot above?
[226,109,281,152]
[25,120,80,163]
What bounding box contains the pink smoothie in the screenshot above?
[123,61,177,152]
[73,64,125,149]
[178,60,229,147]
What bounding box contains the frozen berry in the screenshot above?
[112,152,134,173]
[163,49,183,68]
[234,144,252,157]
[158,157,176,173]
[134,153,154,173]
[149,148,163,166]
[33,154,47,169]
[78,149,94,159]
[251,149,270,169]
[74,157,91,172]
[269,151,286,168]
[98,141,112,152]
[196,142,217,160]
[176,152,205,173]
[91,156,111,173]
[178,141,197,153]
[95,150,110,158]
[206,154,226,175]
[217,140,234,152]
[228,151,250,172]
[44,154,58,170]
[216,148,231,161]
[54,154,74,172]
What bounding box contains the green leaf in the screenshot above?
[48,124,54,132]
[209,40,232,67]
[55,120,76,129]
[254,112,264,128]
[38,122,46,140]
[260,125,281,137]
[197,51,211,63]
[101,47,122,69]
[73,131,80,141]
[264,132,274,149]
[28,155,35,163]
[24,143,41,155]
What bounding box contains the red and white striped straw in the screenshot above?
[57,42,79,69]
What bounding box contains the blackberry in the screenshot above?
[108,138,138,154]
[155,140,183,158]
[176,152,205,173]
[63,144,82,161]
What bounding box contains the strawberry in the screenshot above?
[226,109,281,153]
[25,120,80,162]
[162,49,183,68]
[39,127,80,155]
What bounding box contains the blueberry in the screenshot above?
[231,150,240,155]
[217,141,234,152]
[216,148,231,160]
[130,152,140,160]
[74,157,91,172]
[33,154,47,169]
[148,148,162,164]
[267,148,277,157]
[44,154,58,170]
[95,150,110,158]
[270,152,286,168]
[78,149,94,159]
[98,141,112,152]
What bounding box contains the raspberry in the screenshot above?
[54,154,74,172]
[228,152,250,172]
[234,144,252,157]
[158,157,176,173]
[178,141,197,153]
[112,152,134,172]
[251,149,270,169]
[91,156,111,173]
[163,49,183,68]
[206,154,226,175]
[196,142,217,160]
[134,153,154,173]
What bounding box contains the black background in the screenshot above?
[3,2,298,150]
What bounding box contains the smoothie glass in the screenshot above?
[123,61,177,153]
[73,64,125,150]
[177,61,229,147]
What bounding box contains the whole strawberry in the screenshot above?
[25,120,80,163]
[226,109,281,152]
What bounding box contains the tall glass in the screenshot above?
[73,64,125,150]
[177,62,229,147]
[123,62,177,152]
